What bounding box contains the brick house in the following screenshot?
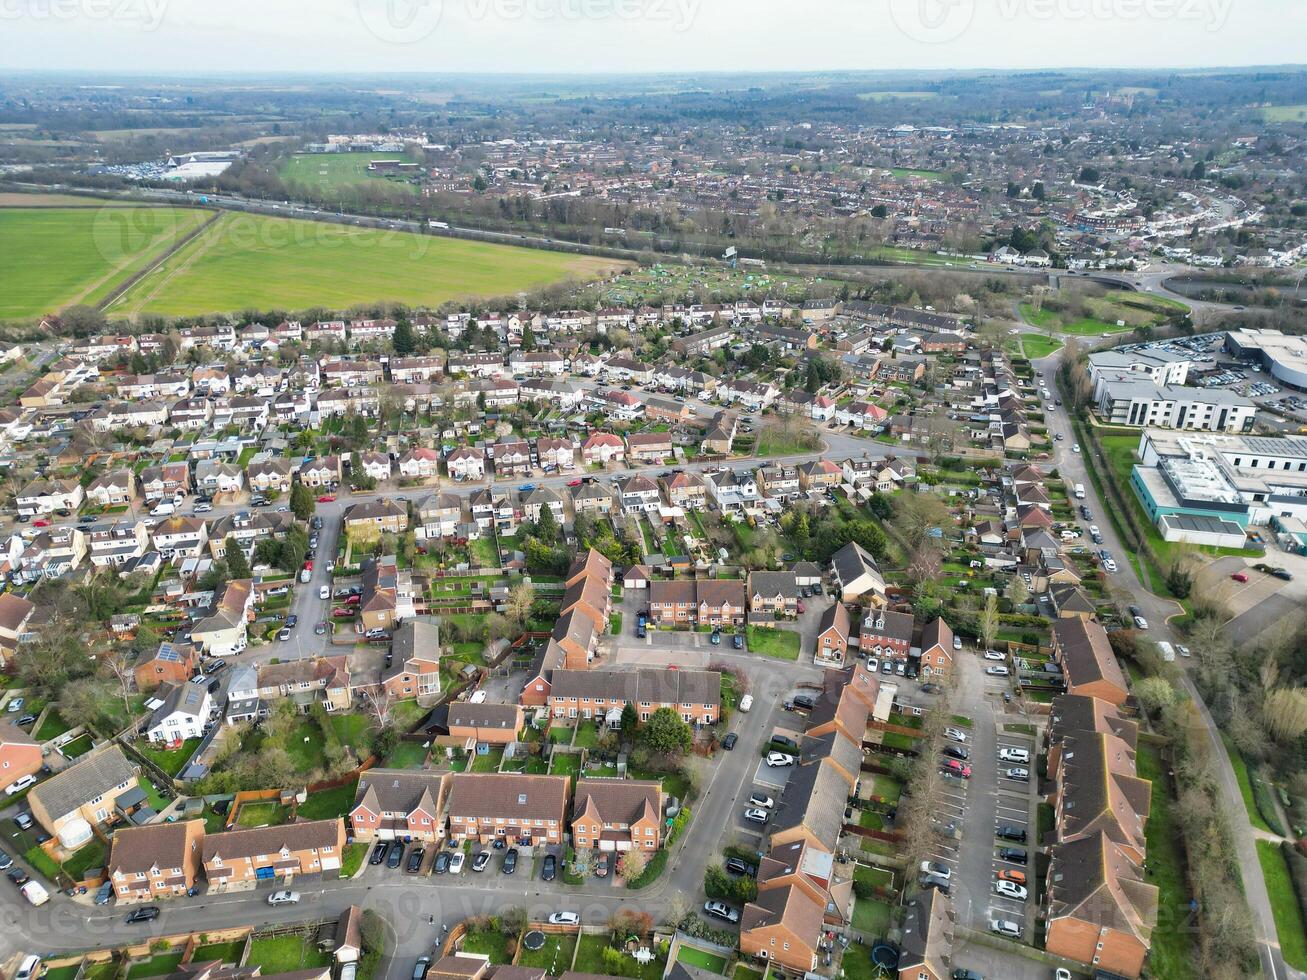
[859,609,914,661]
[747,571,799,618]
[1052,619,1129,706]
[571,780,663,852]
[107,819,205,902]
[544,668,720,726]
[28,746,140,840]
[917,618,954,678]
[344,499,409,536]
[581,432,625,466]
[350,770,448,843]
[0,721,42,785]
[446,703,524,746]
[625,432,673,464]
[445,774,569,848]
[381,620,441,701]
[201,818,346,890]
[739,883,824,973]
[814,603,850,667]
[132,641,198,692]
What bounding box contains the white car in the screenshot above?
[994,880,1028,901]
[15,956,40,980]
[448,851,465,875]
[952,635,962,650]
[743,807,769,824]
[1133,615,1149,630]
[998,748,1030,764]
[766,752,795,767]
[319,585,330,600]
[1055,970,1073,980]
[990,918,1020,938]
[1177,645,1192,658]
[267,890,300,906]
[919,860,951,881]
[944,727,968,743]
[1104,559,1118,573]
[547,912,580,926]
[703,901,740,923]
[984,650,1005,661]
[5,775,36,796]
[986,665,1010,676]
[738,694,754,712]
[1071,444,1081,454]
[748,793,774,809]
[1004,767,1030,781]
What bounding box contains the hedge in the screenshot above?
[1252,768,1287,837]
[1283,842,1307,938]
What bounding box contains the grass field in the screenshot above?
[1136,742,1199,980]
[675,946,728,974]
[0,193,140,207]
[1257,840,1307,971]
[137,737,200,776]
[281,152,418,195]
[858,92,940,102]
[1020,291,1186,337]
[0,206,210,319]
[889,167,946,181]
[1263,104,1307,123]
[106,212,625,317]
[518,934,577,973]
[745,625,801,660]
[1219,733,1272,833]
[1019,334,1064,360]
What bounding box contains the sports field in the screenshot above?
[1262,104,1307,123]
[281,152,418,194]
[106,212,626,316]
[0,205,210,320]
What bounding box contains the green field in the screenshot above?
[281,152,418,195]
[107,212,624,317]
[1019,334,1064,360]
[889,167,947,181]
[0,206,210,319]
[1136,742,1198,979]
[1257,841,1307,971]
[1020,291,1186,337]
[1262,104,1307,123]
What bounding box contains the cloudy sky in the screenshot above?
[0,0,1302,73]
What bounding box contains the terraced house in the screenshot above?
[543,667,721,726]
[444,773,569,848]
[350,770,448,843]
[107,819,205,902]
[202,818,346,890]
[648,579,746,627]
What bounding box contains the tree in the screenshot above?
[535,504,559,546]
[1007,575,1029,608]
[224,536,252,579]
[1032,181,1046,200]
[620,703,639,742]
[617,847,648,884]
[640,707,692,756]
[290,483,314,522]
[978,592,999,650]
[505,582,535,629]
[1135,677,1178,717]
[392,316,416,355]
[1262,687,1307,743]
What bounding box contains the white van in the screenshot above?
[739,694,754,713]
[1074,484,1086,499]
[20,881,49,906]
[151,501,176,518]
[1157,641,1176,663]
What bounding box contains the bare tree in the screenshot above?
[978,592,999,650]
[361,686,394,728]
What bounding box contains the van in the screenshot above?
[1073,484,1086,499]
[1157,641,1176,663]
[151,501,176,518]
[738,694,753,712]
[299,567,312,584]
[20,881,49,906]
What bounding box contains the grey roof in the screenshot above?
[30,745,138,822]
[149,680,209,727]
[748,570,799,599]
[547,668,720,707]
[831,541,882,588]
[770,758,848,851]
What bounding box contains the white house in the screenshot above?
[145,681,212,744]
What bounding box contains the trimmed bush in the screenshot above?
[1253,768,1287,837]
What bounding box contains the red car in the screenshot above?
[317,494,336,503]
[567,479,582,487]
[303,560,314,572]
[1231,571,1249,583]
[32,518,51,528]
[941,759,972,778]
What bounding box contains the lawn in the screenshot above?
[733,967,763,980]
[675,946,728,974]
[341,841,368,878]
[1019,334,1064,360]
[297,780,358,820]
[756,432,819,457]
[246,935,333,974]
[1219,733,1272,833]
[137,738,200,776]
[573,724,602,749]
[1136,742,1199,980]
[460,927,510,964]
[24,846,61,881]
[281,152,419,194]
[384,741,430,769]
[192,941,246,966]
[0,206,210,320]
[106,211,627,317]
[745,625,800,661]
[517,933,577,973]
[282,718,329,773]
[471,747,504,773]
[1257,840,1307,971]
[235,801,289,828]
[390,698,428,732]
[61,838,107,881]
[549,753,581,777]
[60,732,94,758]
[852,897,892,934]
[325,712,373,746]
[1263,104,1307,123]
[126,953,186,979]
[33,710,71,742]
[871,774,901,803]
[470,536,500,567]
[573,933,666,980]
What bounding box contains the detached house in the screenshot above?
[446,447,486,482]
[571,780,664,853]
[86,469,136,508]
[581,432,625,466]
[28,745,139,841]
[382,620,441,701]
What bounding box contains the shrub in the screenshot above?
[1253,769,1287,837]
[853,878,877,900]
[1283,842,1307,935]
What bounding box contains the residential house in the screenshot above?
[382,620,441,701]
[625,432,673,464]
[134,641,198,692]
[299,456,342,488]
[207,510,295,562]
[571,780,663,852]
[15,478,82,516]
[830,541,886,605]
[581,432,625,466]
[139,462,191,502]
[796,459,842,491]
[397,448,442,480]
[86,521,150,568]
[446,447,486,482]
[522,486,565,526]
[859,609,915,662]
[145,681,212,744]
[617,475,661,515]
[359,452,392,482]
[1051,619,1129,706]
[85,469,136,508]
[107,819,205,903]
[0,721,42,785]
[190,579,254,657]
[917,618,954,678]
[445,774,569,847]
[414,492,464,541]
[358,557,415,631]
[446,703,524,746]
[152,516,210,560]
[28,746,140,842]
[662,471,707,511]
[739,883,825,974]
[194,460,243,496]
[815,603,851,667]
[201,818,346,890]
[344,499,409,536]
[246,459,294,495]
[572,482,617,516]
[350,770,448,843]
[544,668,720,726]
[536,437,576,472]
[757,464,801,502]
[255,657,353,713]
[896,889,955,980]
[747,571,799,619]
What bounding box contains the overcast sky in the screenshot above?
[1,0,1303,74]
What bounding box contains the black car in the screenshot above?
[413,956,432,980]
[998,847,1027,864]
[921,683,943,695]
[369,840,388,865]
[541,854,557,881]
[1271,568,1294,581]
[433,851,450,874]
[786,694,815,711]
[724,857,757,877]
[286,615,298,629]
[722,733,738,750]
[95,880,113,905]
[996,825,1027,843]
[15,715,34,727]
[6,867,28,886]
[127,906,161,924]
[942,745,969,761]
[0,849,11,871]
[408,847,427,874]
[952,970,985,980]
[502,848,519,874]
[386,840,404,868]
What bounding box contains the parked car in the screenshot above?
[989,919,1020,938]
[743,807,769,824]
[766,752,795,767]
[1004,767,1029,781]
[502,848,518,874]
[732,634,744,650]
[998,847,1027,864]
[448,851,465,875]
[541,854,557,881]
[943,727,968,743]
[996,825,1027,843]
[0,850,12,871]
[703,901,739,923]
[1231,571,1249,583]
[126,906,160,924]
[15,956,40,980]
[13,813,32,831]
[994,880,1028,900]
[920,861,951,881]
[317,494,336,503]
[748,793,774,808]
[950,970,984,980]
[412,957,432,980]
[983,650,1005,661]
[721,733,737,750]
[386,841,404,868]
[472,851,491,872]
[986,665,1010,676]
[369,841,387,865]
[786,694,815,711]
[6,698,23,714]
[594,853,610,878]
[267,890,300,905]
[709,630,721,645]
[1133,615,1149,630]
[942,745,969,761]
[414,848,432,874]
[4,775,37,796]
[940,759,971,778]
[725,857,757,877]
[998,748,1030,764]
[548,912,580,926]
[996,869,1027,885]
